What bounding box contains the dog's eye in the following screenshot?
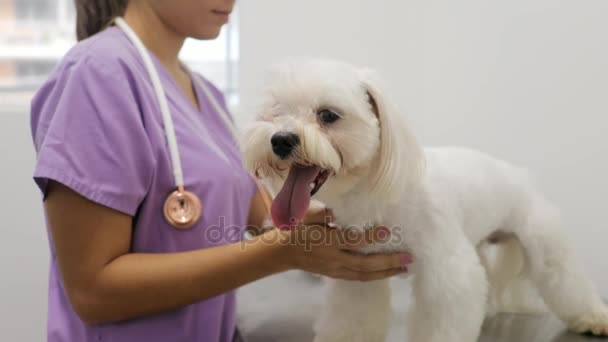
[318,109,340,124]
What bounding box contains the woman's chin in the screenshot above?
[189,25,224,40]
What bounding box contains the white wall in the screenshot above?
[0,114,49,341]
[239,0,608,296]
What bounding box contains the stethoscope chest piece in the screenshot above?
[163,187,202,229]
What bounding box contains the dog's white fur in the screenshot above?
[242,59,608,341]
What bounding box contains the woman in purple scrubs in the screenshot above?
[30,1,413,341]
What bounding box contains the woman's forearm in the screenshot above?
[80,230,288,324]
[46,182,407,326]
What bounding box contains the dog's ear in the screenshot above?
[359,68,425,202]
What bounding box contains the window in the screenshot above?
[15,0,58,23]
[0,1,239,112]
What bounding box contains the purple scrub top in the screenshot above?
[30,26,256,342]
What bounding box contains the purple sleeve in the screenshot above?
[31,55,156,216]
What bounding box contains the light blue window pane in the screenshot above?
[0,0,239,112]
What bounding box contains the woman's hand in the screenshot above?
[257,206,414,281]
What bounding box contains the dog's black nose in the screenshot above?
[271,132,300,159]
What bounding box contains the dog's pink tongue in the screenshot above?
[271,165,320,229]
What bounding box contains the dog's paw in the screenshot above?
[568,309,608,337]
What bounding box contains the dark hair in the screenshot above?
[75,0,128,41]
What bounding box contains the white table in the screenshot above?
[237,271,603,342]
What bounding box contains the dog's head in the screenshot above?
[242,59,424,228]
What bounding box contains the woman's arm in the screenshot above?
[45,182,288,324]
[247,188,268,229]
[46,181,411,325]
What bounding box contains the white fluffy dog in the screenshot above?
[241,59,608,341]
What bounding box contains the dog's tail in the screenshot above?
[477,233,547,316]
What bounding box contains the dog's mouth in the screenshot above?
[310,167,330,197]
[270,164,330,229]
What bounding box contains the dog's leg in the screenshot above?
[515,197,608,336]
[314,278,391,342]
[407,232,487,342]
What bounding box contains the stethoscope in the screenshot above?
[114,18,272,230]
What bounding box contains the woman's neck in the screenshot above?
[123,2,185,75]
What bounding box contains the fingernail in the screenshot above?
[401,253,413,266]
